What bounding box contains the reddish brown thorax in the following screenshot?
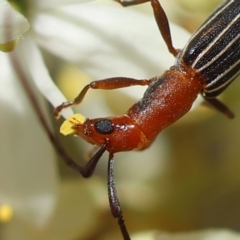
[127,66,203,145]
[66,65,202,154]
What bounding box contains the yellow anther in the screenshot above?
[60,114,86,136]
[0,204,13,223]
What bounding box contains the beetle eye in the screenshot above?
[94,119,114,134]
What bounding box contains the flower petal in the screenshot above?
[33,2,202,115]
[33,2,190,79]
[0,51,59,227]
[132,229,240,240]
[14,36,73,118]
[31,0,95,10]
[0,0,29,47]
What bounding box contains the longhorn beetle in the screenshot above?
[54,0,240,239]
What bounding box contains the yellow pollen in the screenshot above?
[60,114,86,136]
[0,204,13,223]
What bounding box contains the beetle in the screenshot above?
[54,0,240,239]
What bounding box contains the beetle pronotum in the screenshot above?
[54,0,240,239]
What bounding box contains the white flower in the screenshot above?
[0,0,59,234]
[132,229,240,240]
[0,0,29,47]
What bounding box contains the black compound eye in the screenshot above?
[94,119,114,134]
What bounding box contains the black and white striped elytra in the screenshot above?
[179,0,240,98]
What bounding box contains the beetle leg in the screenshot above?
[54,77,151,118]
[116,0,178,56]
[61,143,107,178]
[108,153,131,240]
[203,97,235,119]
